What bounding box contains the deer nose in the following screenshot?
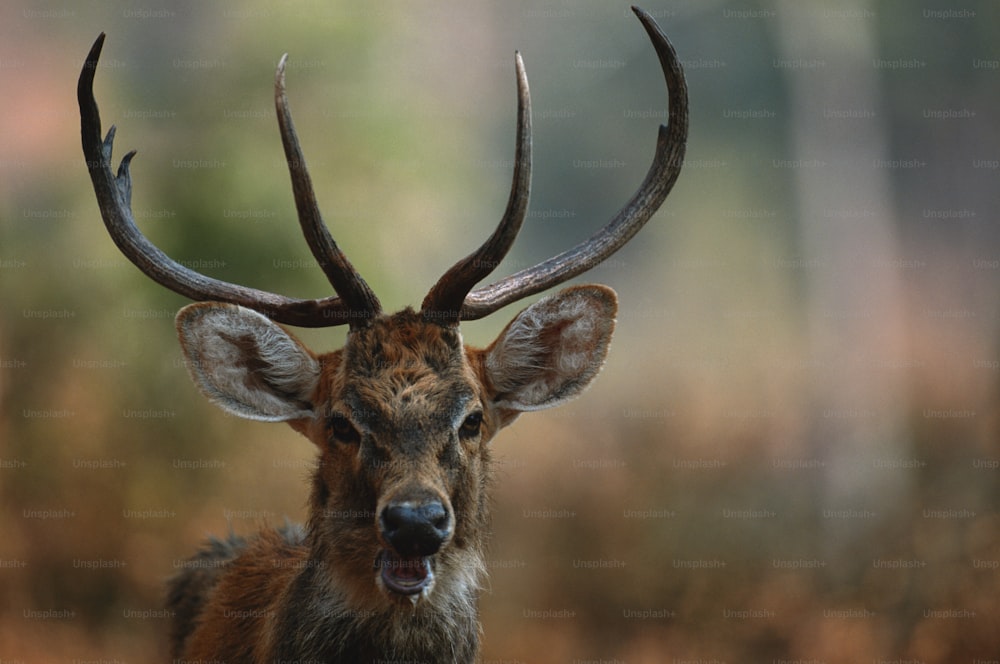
[379,501,452,557]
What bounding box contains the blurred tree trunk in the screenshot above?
[773,0,910,577]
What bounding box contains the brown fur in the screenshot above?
[169,288,616,663]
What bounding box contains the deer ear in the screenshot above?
[175,303,320,421]
[484,285,617,414]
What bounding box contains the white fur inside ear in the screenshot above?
[175,303,319,421]
[486,285,617,412]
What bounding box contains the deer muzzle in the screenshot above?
[377,498,453,596]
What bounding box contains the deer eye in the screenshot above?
[327,413,360,445]
[459,411,483,440]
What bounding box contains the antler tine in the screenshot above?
[78,34,354,327]
[420,52,532,324]
[455,6,688,321]
[274,54,382,326]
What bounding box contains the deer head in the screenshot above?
[79,6,686,658]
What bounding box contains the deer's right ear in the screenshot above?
[175,303,320,422]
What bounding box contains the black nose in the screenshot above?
[379,501,452,557]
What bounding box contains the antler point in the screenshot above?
[275,53,289,90]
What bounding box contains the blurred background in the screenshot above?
[1,0,998,661]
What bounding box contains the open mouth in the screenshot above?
[376,549,434,596]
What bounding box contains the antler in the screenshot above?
[419,52,532,323]
[78,34,378,328]
[422,6,688,323]
[273,55,381,322]
[80,5,685,329]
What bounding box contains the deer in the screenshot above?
[78,6,687,662]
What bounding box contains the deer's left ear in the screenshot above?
[483,285,617,415]
[175,302,320,421]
